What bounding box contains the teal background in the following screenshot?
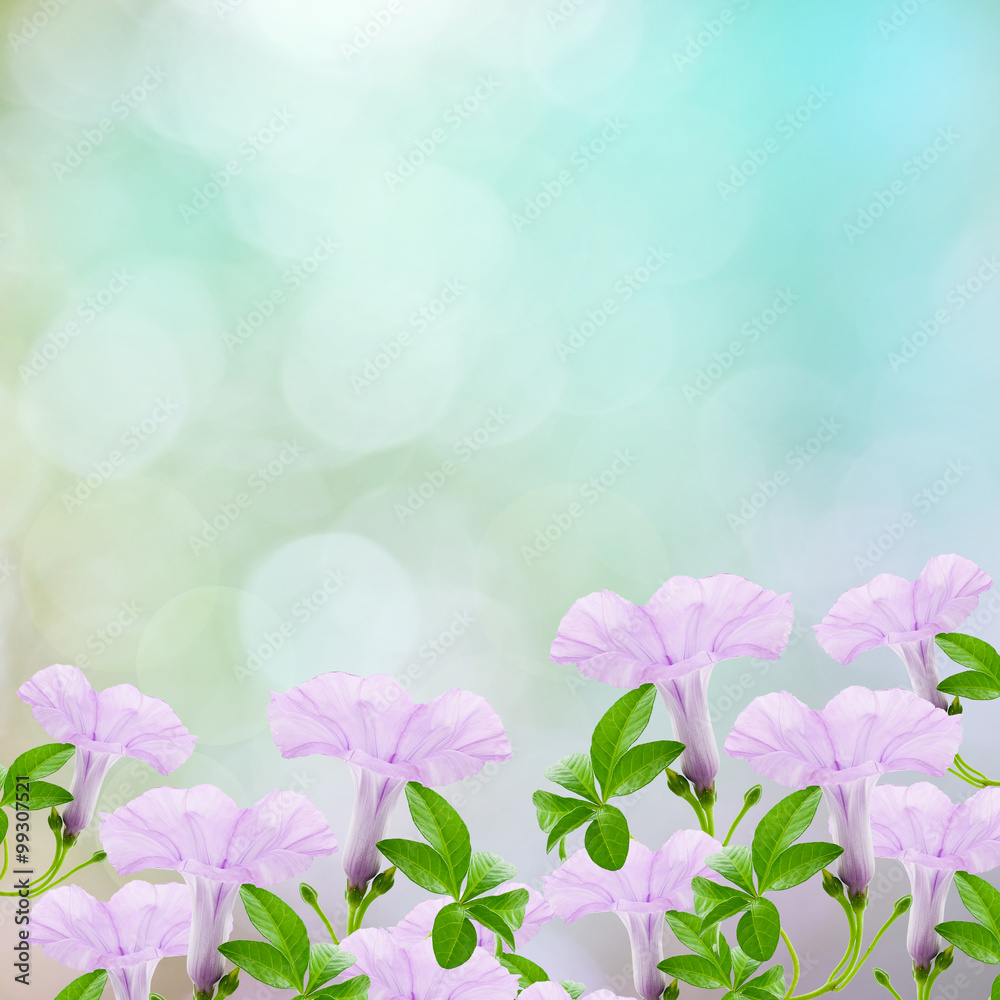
[2,0,999,996]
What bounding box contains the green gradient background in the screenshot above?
[2,0,1000,997]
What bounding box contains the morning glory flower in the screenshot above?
[99,784,337,998]
[32,881,191,1000]
[724,686,962,898]
[871,782,1000,969]
[550,574,794,792]
[17,663,196,838]
[392,882,554,952]
[342,927,520,1000]
[815,554,992,708]
[268,671,511,891]
[543,829,721,1000]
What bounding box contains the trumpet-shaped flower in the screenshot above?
[17,664,196,837]
[725,687,962,897]
[268,671,511,890]
[392,882,554,952]
[99,784,336,998]
[543,829,720,1000]
[32,881,191,1000]
[814,554,992,708]
[550,574,793,792]
[871,783,1000,969]
[342,927,520,1000]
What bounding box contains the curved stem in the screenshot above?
[827,899,857,983]
[303,894,339,945]
[876,973,906,1000]
[0,840,7,882]
[955,754,989,780]
[831,908,864,988]
[781,929,801,999]
[790,905,859,999]
[839,901,908,984]
[723,799,755,848]
[29,854,104,895]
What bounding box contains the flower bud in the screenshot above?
[91,851,107,864]
[947,696,963,716]
[666,769,690,797]
[744,785,762,808]
[893,894,913,917]
[47,807,62,836]
[663,979,680,1000]
[345,885,365,907]
[216,968,240,1000]
[873,968,892,989]
[822,869,845,899]
[370,866,396,897]
[299,882,318,906]
[934,946,954,971]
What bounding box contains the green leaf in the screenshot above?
[497,953,549,988]
[937,633,1000,679]
[0,811,9,843]
[657,954,728,989]
[405,782,471,896]
[731,946,762,987]
[664,910,714,960]
[2,744,75,806]
[306,977,371,1000]
[14,780,73,811]
[465,888,528,951]
[239,885,309,988]
[560,982,586,999]
[376,838,452,896]
[432,901,477,969]
[463,851,517,900]
[938,672,1000,700]
[707,845,757,895]
[954,872,1000,939]
[307,943,356,991]
[737,898,781,962]
[759,842,844,892]
[716,932,733,981]
[935,921,1000,963]
[590,684,657,797]
[992,972,1000,1000]
[742,966,786,998]
[692,876,754,925]
[544,753,600,803]
[53,970,108,1000]
[219,940,298,989]
[532,790,598,852]
[605,740,685,798]
[751,787,821,879]
[584,804,630,870]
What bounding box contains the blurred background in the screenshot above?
[2,0,999,997]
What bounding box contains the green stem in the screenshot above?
[29,854,104,895]
[781,929,801,999]
[877,974,907,1000]
[0,840,7,882]
[701,797,715,837]
[303,895,339,945]
[790,904,859,999]
[723,799,754,848]
[827,898,857,983]
[955,754,989,780]
[679,788,708,831]
[838,901,908,984]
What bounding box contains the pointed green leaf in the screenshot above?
[544,754,600,803]
[2,744,75,806]
[307,943,356,991]
[53,971,108,1000]
[731,945,762,987]
[742,965,786,997]
[657,954,729,989]
[405,782,471,895]
[737,898,781,962]
[937,672,1000,700]
[17,780,73,811]
[497,953,549,988]
[584,804,630,870]
[692,876,753,922]
[991,972,1000,999]
[239,885,309,987]
[376,838,452,896]
[465,888,528,950]
[759,842,844,892]
[546,805,598,853]
[937,633,1000,680]
[664,910,713,960]
[707,845,757,894]
[533,790,598,834]
[605,740,685,798]
[0,811,8,843]
[560,981,586,999]
[462,851,517,900]
[935,921,1000,963]
[716,932,733,981]
[219,940,297,989]
[751,787,821,879]
[954,872,1000,939]
[307,976,371,1000]
[432,902,477,969]
[590,684,657,797]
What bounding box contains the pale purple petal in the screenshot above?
[905,865,953,970]
[519,988,634,1000]
[655,666,719,793]
[184,876,239,994]
[823,778,877,897]
[62,750,116,838]
[342,927,520,1000]
[619,910,667,1000]
[107,965,156,1000]
[343,767,405,890]
[32,881,191,971]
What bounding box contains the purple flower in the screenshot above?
[99,784,337,997]
[392,882,554,952]
[342,927,520,1000]
[814,555,992,708]
[871,783,1000,969]
[725,687,962,897]
[543,829,721,1000]
[520,987,632,1000]
[17,664,196,838]
[550,575,793,793]
[268,671,511,890]
[32,881,191,1000]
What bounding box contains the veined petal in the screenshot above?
[656,666,719,792]
[823,778,877,897]
[343,767,405,891]
[617,910,666,1000]
[62,749,116,838]
[184,876,239,994]
[905,864,953,970]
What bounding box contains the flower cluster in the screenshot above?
[13,552,1000,1000]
